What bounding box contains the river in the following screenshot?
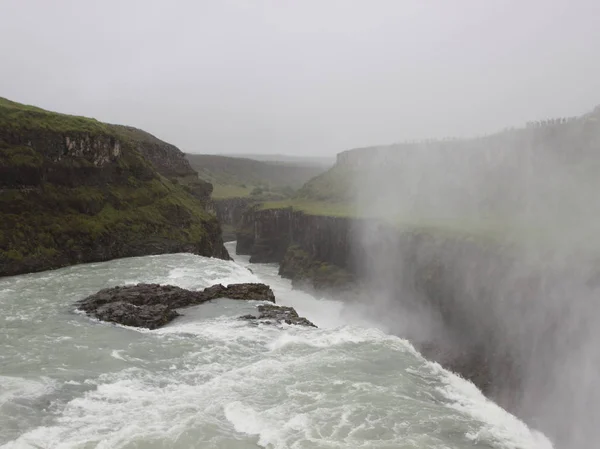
[0,242,552,449]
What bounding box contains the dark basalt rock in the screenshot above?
[240,304,317,328]
[93,302,180,330]
[201,283,276,302]
[77,282,275,329]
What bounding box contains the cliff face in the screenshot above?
[235,206,534,407]
[0,98,229,277]
[208,197,256,241]
[115,126,197,179]
[237,202,600,448]
[234,106,600,444]
[236,207,355,290]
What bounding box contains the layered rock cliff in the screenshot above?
[207,197,255,241]
[0,97,229,276]
[235,205,527,406]
[236,207,355,291]
[233,106,600,445]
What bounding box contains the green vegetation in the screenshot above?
[0,145,44,167]
[0,97,187,162]
[295,163,358,202]
[0,98,224,276]
[186,153,328,199]
[0,173,220,275]
[212,184,254,199]
[0,97,111,135]
[256,198,554,245]
[280,245,354,291]
[258,200,355,217]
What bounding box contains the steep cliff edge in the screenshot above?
[235,205,533,408]
[0,97,228,276]
[236,207,356,292]
[207,197,255,241]
[234,106,600,431]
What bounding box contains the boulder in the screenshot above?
[240,304,317,327]
[202,283,276,302]
[77,282,276,329]
[93,301,179,330]
[77,284,207,312]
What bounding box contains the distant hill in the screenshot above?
[185,153,330,199]
[222,153,335,167]
[297,106,600,207]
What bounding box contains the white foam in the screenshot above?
[268,325,392,351]
[430,362,555,449]
[223,401,264,436]
[0,376,56,406]
[110,350,127,361]
[0,249,556,449]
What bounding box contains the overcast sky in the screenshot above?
[1,0,599,156]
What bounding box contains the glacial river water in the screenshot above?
[0,242,553,449]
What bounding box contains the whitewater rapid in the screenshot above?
[0,242,553,449]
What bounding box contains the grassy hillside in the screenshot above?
[0,98,227,276]
[252,105,600,249]
[223,153,335,166]
[295,163,359,203]
[186,153,329,199]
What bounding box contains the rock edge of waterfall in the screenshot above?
[76,282,316,329]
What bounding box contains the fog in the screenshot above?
[1,0,600,156]
[351,111,600,448]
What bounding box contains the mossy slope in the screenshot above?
[0,97,228,276]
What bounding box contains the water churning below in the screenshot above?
[0,243,552,449]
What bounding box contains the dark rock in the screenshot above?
[201,283,275,302]
[240,304,317,327]
[78,284,207,312]
[94,301,180,330]
[183,178,213,205]
[207,198,256,236]
[279,245,355,292]
[77,282,276,329]
[235,229,255,255]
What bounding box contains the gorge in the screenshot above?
[2,97,598,448]
[230,105,600,448]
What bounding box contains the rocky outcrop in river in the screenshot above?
[240,304,317,327]
[77,282,315,329]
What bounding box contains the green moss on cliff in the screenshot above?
[0,98,227,276]
[0,97,111,135]
[279,245,354,291]
[0,176,221,275]
[258,200,354,217]
[0,145,44,167]
[296,163,357,203]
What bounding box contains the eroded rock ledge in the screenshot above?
[76,282,315,329]
[240,304,317,327]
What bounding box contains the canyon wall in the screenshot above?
[0,98,229,276]
[207,197,256,241]
[235,204,597,439]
